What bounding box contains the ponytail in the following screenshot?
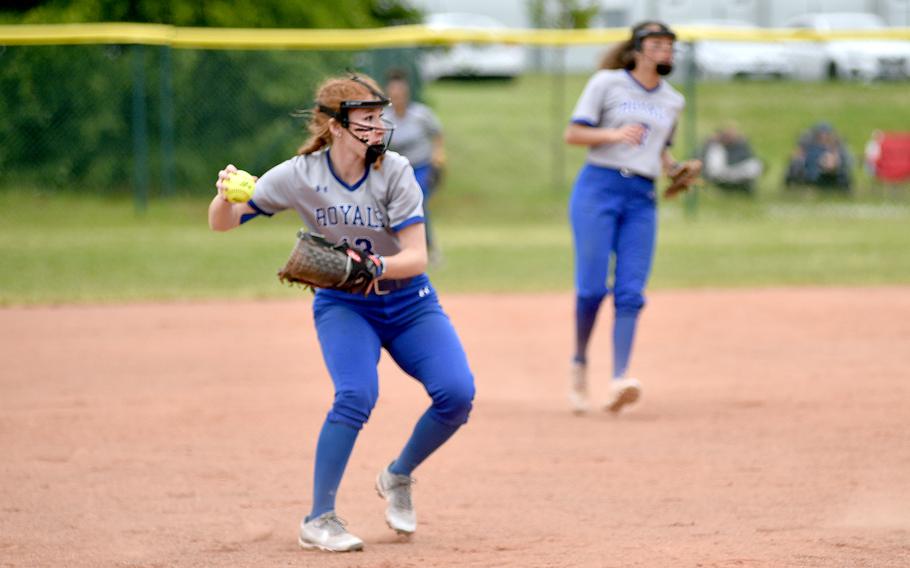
[297,135,328,156]
[599,20,671,71]
[599,38,636,70]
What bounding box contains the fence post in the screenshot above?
[552,46,566,192]
[683,40,698,218]
[131,44,150,214]
[159,46,176,197]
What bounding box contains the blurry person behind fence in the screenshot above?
[785,122,852,191]
[701,123,763,193]
[385,69,446,261]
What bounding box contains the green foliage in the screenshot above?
[2,0,422,27]
[0,2,422,194]
[0,45,131,190]
[0,44,422,194]
[0,44,354,193]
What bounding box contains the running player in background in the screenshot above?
[385,69,446,262]
[563,22,697,414]
[208,73,475,552]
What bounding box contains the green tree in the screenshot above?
[2,0,421,28]
[0,1,423,194]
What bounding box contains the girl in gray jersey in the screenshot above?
[564,22,701,414]
[208,74,474,553]
[385,69,446,256]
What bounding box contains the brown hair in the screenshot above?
[385,67,409,84]
[297,73,386,168]
[599,21,667,70]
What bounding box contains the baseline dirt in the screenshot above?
[2,288,908,567]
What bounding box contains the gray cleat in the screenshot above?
[375,465,417,535]
[298,512,364,552]
[605,377,642,413]
[569,361,589,414]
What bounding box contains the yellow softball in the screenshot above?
[224,170,256,203]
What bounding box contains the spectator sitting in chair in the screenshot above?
[701,123,763,193]
[785,122,852,191]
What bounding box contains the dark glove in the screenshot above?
[278,231,383,295]
[664,159,703,198]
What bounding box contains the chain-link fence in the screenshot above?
[0,43,421,202]
[4,23,910,208]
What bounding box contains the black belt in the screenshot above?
[373,277,412,295]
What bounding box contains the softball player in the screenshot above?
[208,73,475,552]
[564,22,694,413]
[384,69,446,257]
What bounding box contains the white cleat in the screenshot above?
[298,512,364,552]
[569,361,589,414]
[605,377,642,413]
[375,465,417,535]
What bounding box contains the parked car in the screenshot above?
[419,12,526,81]
[672,20,793,81]
[783,12,910,81]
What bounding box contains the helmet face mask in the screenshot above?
[320,98,390,128]
[318,73,390,128]
[318,74,394,164]
[346,113,395,165]
[631,23,677,75]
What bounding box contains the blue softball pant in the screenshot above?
[569,164,657,316]
[412,163,437,248]
[312,274,475,430]
[412,163,435,201]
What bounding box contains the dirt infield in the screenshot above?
[2,288,909,567]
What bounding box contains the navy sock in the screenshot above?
[574,295,604,364]
[308,419,359,521]
[389,410,459,477]
[613,313,639,378]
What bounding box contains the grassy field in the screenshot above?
[2,190,909,305]
[2,77,910,305]
[427,75,910,222]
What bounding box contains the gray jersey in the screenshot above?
[249,148,424,256]
[387,102,442,168]
[570,69,684,179]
